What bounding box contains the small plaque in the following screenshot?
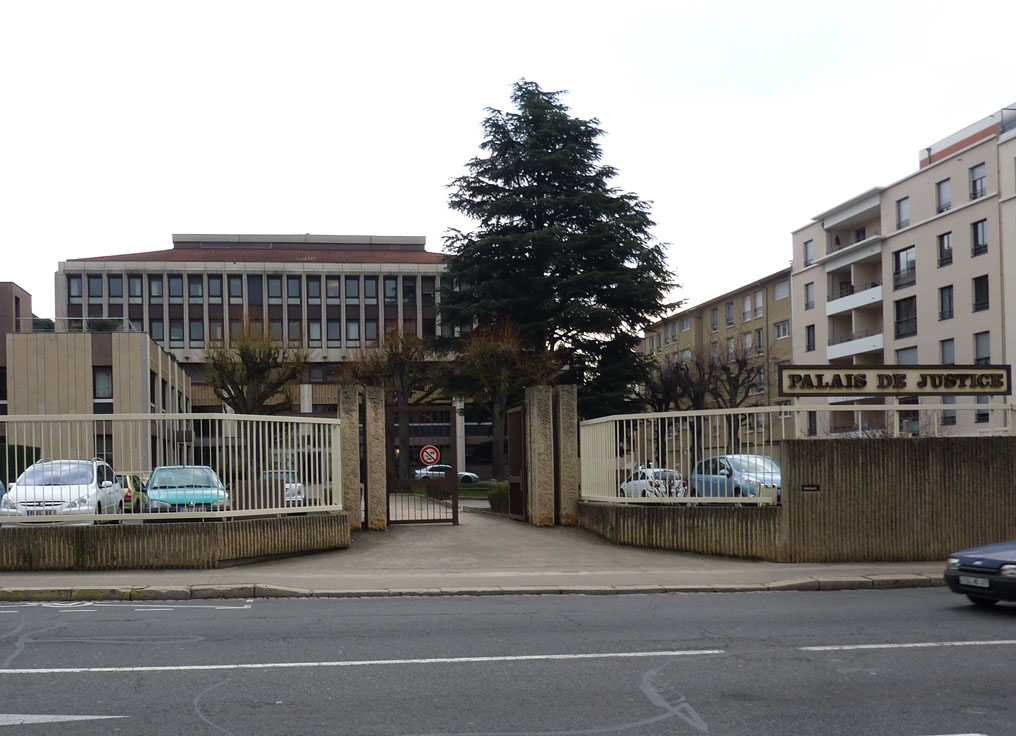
[802,484,820,492]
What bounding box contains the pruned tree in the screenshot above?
[441,79,676,419]
[446,321,561,480]
[203,327,307,415]
[349,331,441,477]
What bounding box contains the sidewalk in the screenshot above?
[0,508,947,601]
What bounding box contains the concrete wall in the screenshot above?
[579,502,782,560]
[0,513,349,571]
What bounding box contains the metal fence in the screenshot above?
[580,402,1015,506]
[0,413,342,523]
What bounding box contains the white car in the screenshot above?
[0,459,123,524]
[261,469,305,505]
[619,468,684,498]
[413,464,479,483]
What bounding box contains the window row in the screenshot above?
[896,161,987,231]
[146,316,438,347]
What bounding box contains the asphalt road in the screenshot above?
[0,589,1013,735]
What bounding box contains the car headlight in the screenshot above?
[1000,564,1016,577]
[67,495,92,509]
[211,499,231,511]
[947,557,960,571]
[1,495,17,510]
[149,500,172,512]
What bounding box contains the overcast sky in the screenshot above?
[4,0,1016,320]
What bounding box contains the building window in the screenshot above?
[894,296,917,338]
[679,348,691,363]
[88,275,103,300]
[68,275,82,301]
[805,325,815,352]
[288,320,301,345]
[940,338,955,365]
[972,275,989,312]
[854,226,866,243]
[402,278,416,306]
[807,411,817,437]
[384,277,398,306]
[755,327,764,355]
[680,316,690,331]
[365,319,379,345]
[971,220,988,255]
[345,276,360,305]
[208,276,222,302]
[743,295,752,321]
[327,320,341,347]
[709,308,718,331]
[938,285,953,320]
[228,275,243,302]
[804,282,814,310]
[270,320,283,341]
[754,289,764,318]
[744,332,753,354]
[307,277,321,302]
[346,320,360,344]
[976,395,989,424]
[169,320,184,346]
[287,276,301,304]
[168,275,183,302]
[150,319,164,342]
[936,178,951,213]
[128,276,142,302]
[773,280,789,300]
[895,346,918,365]
[149,276,163,303]
[247,275,263,306]
[190,320,204,344]
[421,277,435,306]
[896,197,910,229]
[663,324,671,345]
[774,320,789,339]
[803,239,814,266]
[108,276,123,300]
[267,276,283,303]
[209,320,223,343]
[726,337,735,361]
[974,331,990,365]
[93,366,113,414]
[970,162,986,200]
[893,246,916,289]
[188,276,203,300]
[309,320,322,344]
[725,302,734,326]
[937,232,952,266]
[364,277,378,306]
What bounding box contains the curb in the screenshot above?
[0,575,946,602]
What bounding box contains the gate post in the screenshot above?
[553,384,579,525]
[364,386,387,530]
[339,386,362,529]
[525,385,555,526]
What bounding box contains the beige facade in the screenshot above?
[643,268,794,409]
[791,103,1016,436]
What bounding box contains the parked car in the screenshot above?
[146,465,230,514]
[116,473,149,513]
[413,464,479,483]
[261,469,305,505]
[944,540,1016,607]
[0,459,123,524]
[689,454,781,500]
[619,468,684,497]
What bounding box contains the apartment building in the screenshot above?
[791,103,1016,435]
[55,234,447,413]
[644,268,793,409]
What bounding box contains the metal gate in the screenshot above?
[386,404,459,524]
[507,405,527,521]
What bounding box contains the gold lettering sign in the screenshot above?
[778,365,1011,397]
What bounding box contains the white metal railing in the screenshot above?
[0,413,342,523]
[580,402,1014,506]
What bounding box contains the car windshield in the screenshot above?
[729,456,780,473]
[149,467,221,490]
[18,461,93,486]
[654,470,680,481]
[262,471,298,482]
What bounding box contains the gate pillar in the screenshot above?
[339,386,362,529]
[525,385,555,526]
[364,386,387,530]
[554,384,579,526]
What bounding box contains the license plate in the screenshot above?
[27,509,58,516]
[959,575,990,588]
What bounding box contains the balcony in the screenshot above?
[827,281,882,316]
[827,326,883,361]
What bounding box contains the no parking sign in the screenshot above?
[420,445,440,466]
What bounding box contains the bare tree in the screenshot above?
[203,327,307,414]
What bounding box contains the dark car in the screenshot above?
[944,540,1016,607]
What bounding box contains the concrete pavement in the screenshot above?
[0,507,947,601]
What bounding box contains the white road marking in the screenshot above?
[0,649,724,675]
[802,639,1016,652]
[135,608,174,612]
[0,714,126,725]
[56,609,95,613]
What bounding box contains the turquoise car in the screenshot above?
[146,465,230,514]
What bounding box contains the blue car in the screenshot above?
[146,465,231,514]
[689,454,781,501]
[945,540,1016,607]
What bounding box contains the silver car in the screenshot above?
[0,459,123,524]
[619,468,684,498]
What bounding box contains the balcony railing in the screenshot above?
[828,231,881,254]
[828,325,883,346]
[893,269,916,289]
[828,280,881,301]
[17,317,145,334]
[972,242,988,256]
[894,317,917,338]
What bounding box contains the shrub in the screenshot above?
[487,482,509,514]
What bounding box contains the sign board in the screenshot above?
[420,445,441,466]
[778,364,1011,397]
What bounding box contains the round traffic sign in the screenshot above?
[420,445,441,465]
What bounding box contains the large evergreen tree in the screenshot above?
[442,80,675,418]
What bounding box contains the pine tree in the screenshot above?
[442,80,675,417]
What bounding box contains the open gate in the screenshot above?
[385,404,459,525]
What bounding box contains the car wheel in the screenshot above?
[618,488,626,497]
[460,476,473,484]
[967,595,998,608]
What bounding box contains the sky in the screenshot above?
[3,0,1016,320]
